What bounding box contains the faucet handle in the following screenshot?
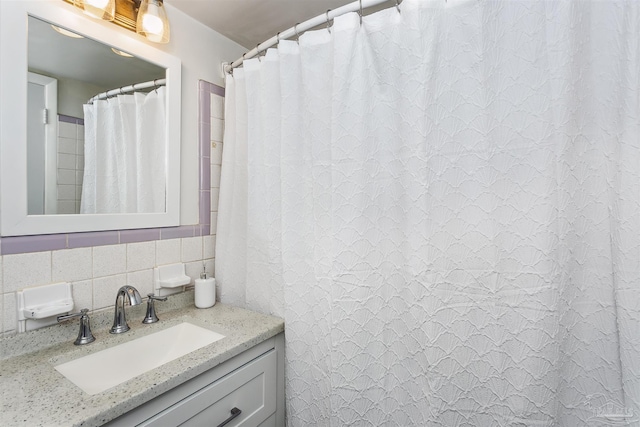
[57,309,95,345]
[142,293,167,324]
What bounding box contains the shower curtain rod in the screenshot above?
[88,78,166,103]
[222,0,398,74]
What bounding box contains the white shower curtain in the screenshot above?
[81,87,166,213]
[216,0,640,425]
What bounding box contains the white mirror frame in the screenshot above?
[0,0,181,236]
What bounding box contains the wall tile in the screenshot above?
[127,241,155,272]
[126,269,153,297]
[211,141,223,165]
[57,184,75,200]
[211,95,224,120]
[93,274,126,310]
[182,237,203,263]
[58,138,76,155]
[210,188,219,212]
[93,244,126,277]
[58,153,76,170]
[52,248,92,282]
[3,252,51,293]
[156,239,181,266]
[57,169,75,185]
[71,280,93,311]
[211,164,221,188]
[58,121,76,139]
[203,235,215,260]
[210,118,224,142]
[210,212,218,235]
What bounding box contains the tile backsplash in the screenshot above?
[0,80,224,335]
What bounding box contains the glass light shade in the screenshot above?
[77,0,116,21]
[136,0,170,44]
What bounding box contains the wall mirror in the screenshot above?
[0,1,181,236]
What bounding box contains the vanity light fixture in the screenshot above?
[111,47,134,57]
[75,0,116,21]
[51,25,85,38]
[136,0,170,44]
[64,0,170,44]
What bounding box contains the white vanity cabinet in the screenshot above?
[104,334,285,427]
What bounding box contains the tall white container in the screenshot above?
[194,270,216,309]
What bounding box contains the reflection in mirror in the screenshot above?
[27,15,166,215]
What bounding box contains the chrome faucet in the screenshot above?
[57,308,95,345]
[110,285,142,334]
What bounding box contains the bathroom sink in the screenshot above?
[54,322,225,395]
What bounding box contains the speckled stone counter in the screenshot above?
[0,291,284,427]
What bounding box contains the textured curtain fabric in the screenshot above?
[81,87,166,213]
[216,0,640,425]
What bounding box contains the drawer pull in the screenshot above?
[216,407,241,427]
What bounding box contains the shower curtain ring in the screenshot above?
[294,23,301,43]
[276,32,281,45]
[326,9,332,33]
[359,0,363,25]
[396,0,402,13]
[153,79,159,94]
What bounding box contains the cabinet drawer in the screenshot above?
[141,349,277,427]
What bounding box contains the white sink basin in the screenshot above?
[55,322,225,395]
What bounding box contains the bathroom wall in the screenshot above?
[0,83,224,335]
[0,2,233,335]
[56,115,84,214]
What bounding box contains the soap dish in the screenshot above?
[154,263,191,297]
[17,282,74,332]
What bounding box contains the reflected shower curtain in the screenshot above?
[81,87,166,213]
[216,0,640,425]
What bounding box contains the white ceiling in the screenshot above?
[166,0,376,49]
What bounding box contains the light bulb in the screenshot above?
[81,0,115,21]
[136,0,170,43]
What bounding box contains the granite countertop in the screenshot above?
[0,291,284,427]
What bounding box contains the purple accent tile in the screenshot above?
[199,90,210,125]
[120,228,161,244]
[200,190,211,224]
[160,226,195,240]
[1,234,68,255]
[210,84,225,98]
[199,121,211,159]
[201,224,211,236]
[68,231,119,248]
[200,157,211,190]
[58,114,80,124]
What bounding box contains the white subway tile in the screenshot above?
[76,155,84,170]
[127,241,156,272]
[181,236,202,263]
[76,139,84,155]
[127,269,153,297]
[185,261,202,284]
[210,164,221,188]
[210,188,219,212]
[156,239,181,266]
[210,212,218,235]
[57,184,76,200]
[77,124,84,141]
[211,95,224,120]
[210,118,224,142]
[93,274,126,310]
[57,201,76,214]
[57,137,76,155]
[71,280,93,311]
[58,121,76,138]
[203,235,215,259]
[3,252,51,293]
[93,244,126,277]
[76,170,84,186]
[52,248,92,282]
[211,141,223,165]
[57,153,76,170]
[57,169,75,185]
